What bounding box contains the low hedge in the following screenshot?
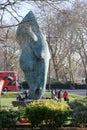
[1,98,87,128]
[0,100,71,128]
[46,82,86,89]
[21,81,86,90]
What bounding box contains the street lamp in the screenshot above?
[48,59,51,91]
[3,46,7,71]
[85,65,87,96]
[0,45,9,71]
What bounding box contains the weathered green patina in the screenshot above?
[16,11,50,100]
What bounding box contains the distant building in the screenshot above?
[75,77,85,84]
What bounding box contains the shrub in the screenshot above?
[0,109,17,128]
[72,110,87,127]
[69,98,87,127]
[25,100,70,127]
[0,108,26,128]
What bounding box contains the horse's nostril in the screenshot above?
[35,88,40,95]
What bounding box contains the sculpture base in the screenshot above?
[12,100,33,107]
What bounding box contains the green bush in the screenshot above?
[69,98,87,127]
[25,100,70,127]
[72,110,87,127]
[0,109,17,128]
[0,108,26,128]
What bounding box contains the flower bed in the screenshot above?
[15,119,31,124]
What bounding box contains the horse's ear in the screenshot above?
[29,26,38,43]
[44,33,46,40]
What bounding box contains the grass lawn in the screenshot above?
[0,98,15,106]
[68,93,84,101]
[0,92,19,107]
[0,91,85,107]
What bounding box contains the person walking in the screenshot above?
[57,89,62,102]
[63,91,69,103]
[52,89,58,101]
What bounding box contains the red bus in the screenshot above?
[0,71,19,92]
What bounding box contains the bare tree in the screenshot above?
[37,0,87,83]
[0,27,20,71]
[70,1,87,81]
